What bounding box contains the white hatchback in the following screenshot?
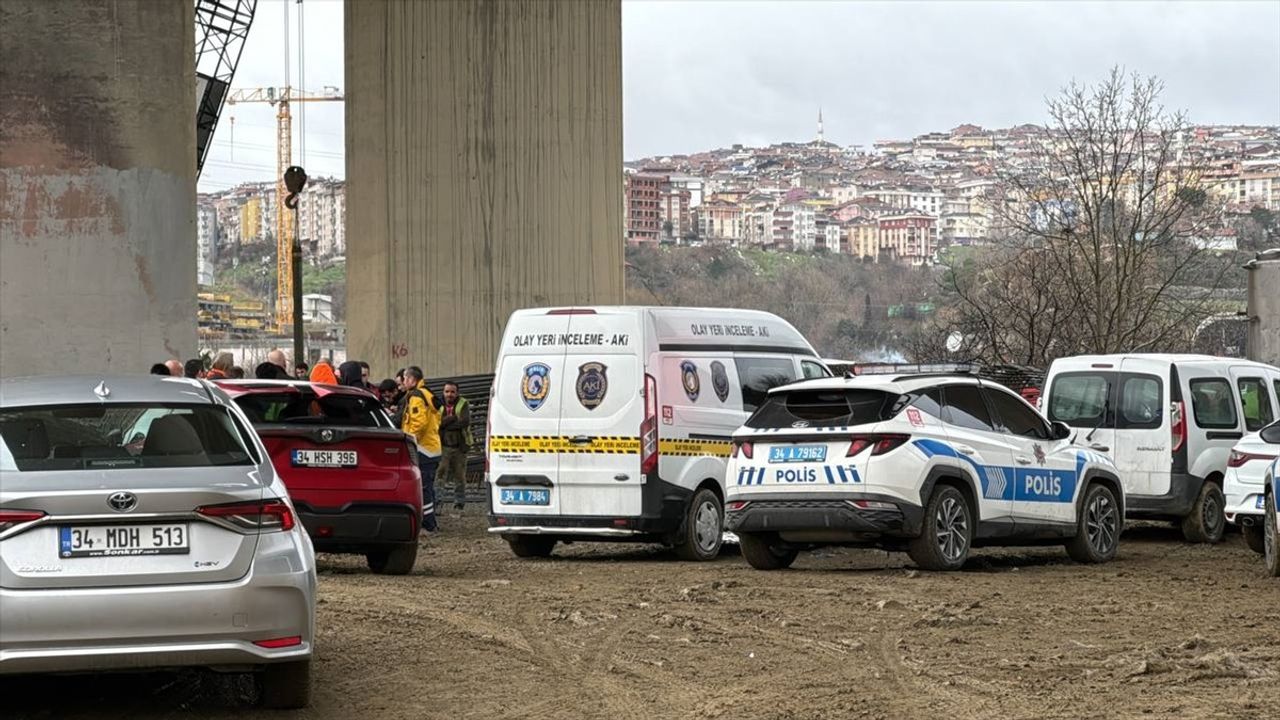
[725,375,1125,571]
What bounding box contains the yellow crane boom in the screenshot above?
[226,86,342,332]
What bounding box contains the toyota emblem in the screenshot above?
[107,491,138,513]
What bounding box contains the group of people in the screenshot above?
[150,349,473,534]
[380,366,473,533]
[151,350,321,382]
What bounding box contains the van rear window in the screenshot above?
[745,389,900,429]
[1048,373,1111,428]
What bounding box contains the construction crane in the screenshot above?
[225,86,343,331]
[194,0,257,177]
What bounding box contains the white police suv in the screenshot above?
[724,374,1125,571]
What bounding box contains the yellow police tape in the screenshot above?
[488,435,732,457]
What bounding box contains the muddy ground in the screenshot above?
[7,515,1278,720]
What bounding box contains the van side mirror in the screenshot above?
[1050,421,1072,441]
[1260,421,1280,445]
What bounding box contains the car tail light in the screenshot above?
[0,509,45,533]
[197,499,295,532]
[641,373,659,475]
[1228,450,1276,468]
[1170,401,1187,454]
[253,636,303,649]
[726,500,750,511]
[545,308,597,315]
[732,440,754,459]
[846,434,910,457]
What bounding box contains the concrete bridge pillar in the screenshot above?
[0,0,196,376]
[345,0,625,377]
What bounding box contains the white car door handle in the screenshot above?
[955,444,976,456]
[1015,456,1033,465]
[1089,443,1110,453]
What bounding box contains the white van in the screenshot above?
[1042,354,1280,542]
[486,306,827,560]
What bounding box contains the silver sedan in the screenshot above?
[0,376,316,708]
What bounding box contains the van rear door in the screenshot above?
[554,309,646,517]
[1114,359,1169,496]
[489,310,573,516]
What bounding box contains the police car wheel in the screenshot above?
[1264,493,1279,577]
[1242,521,1265,555]
[506,535,556,558]
[738,532,798,570]
[907,485,972,572]
[1066,483,1120,563]
[1180,482,1226,544]
[673,488,723,562]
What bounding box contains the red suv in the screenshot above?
[216,380,422,574]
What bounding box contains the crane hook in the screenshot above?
[284,165,308,209]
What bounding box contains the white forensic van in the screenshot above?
[1042,354,1280,543]
[486,306,827,560]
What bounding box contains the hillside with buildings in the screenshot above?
[622,120,1280,259]
[193,122,1277,352]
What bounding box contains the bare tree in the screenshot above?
[939,68,1227,366]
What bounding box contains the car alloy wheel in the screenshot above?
[936,496,969,563]
[1086,490,1118,555]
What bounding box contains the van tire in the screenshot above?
[366,543,417,575]
[907,485,972,571]
[672,488,723,562]
[1065,483,1121,563]
[739,532,798,570]
[506,535,556,558]
[1242,522,1265,555]
[258,660,311,709]
[1180,482,1226,543]
[1264,493,1279,577]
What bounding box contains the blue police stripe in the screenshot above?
[913,438,1076,503]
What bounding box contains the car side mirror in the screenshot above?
[1260,421,1280,445]
[1051,421,1072,441]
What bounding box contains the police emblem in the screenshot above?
[710,361,730,403]
[680,360,700,401]
[1033,443,1046,465]
[521,363,551,411]
[576,362,608,410]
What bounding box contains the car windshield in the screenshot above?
[745,388,900,429]
[0,403,255,471]
[232,390,388,427]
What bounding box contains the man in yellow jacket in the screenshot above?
[401,366,442,532]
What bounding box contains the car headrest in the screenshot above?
[0,419,50,460]
[142,415,205,456]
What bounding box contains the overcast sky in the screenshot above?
[198,0,1280,192]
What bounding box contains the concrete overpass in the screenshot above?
[0,0,623,378]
